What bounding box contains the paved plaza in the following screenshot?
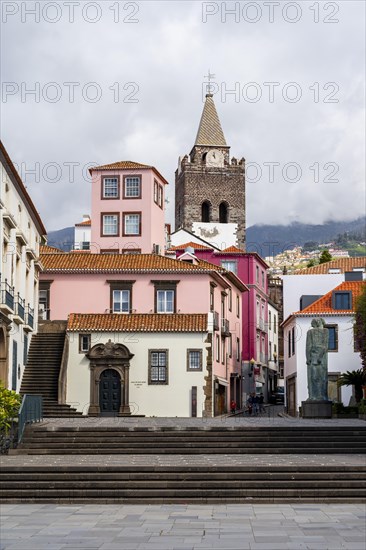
[1,503,365,550]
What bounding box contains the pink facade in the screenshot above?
[90,167,167,254]
[174,247,269,364]
[40,254,245,410]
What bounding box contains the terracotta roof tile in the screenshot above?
[40,244,66,254]
[294,257,366,275]
[75,219,91,226]
[295,281,366,315]
[220,245,246,255]
[170,241,213,251]
[40,252,222,274]
[89,161,168,185]
[67,313,208,333]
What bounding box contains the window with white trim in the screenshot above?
[102,214,118,235]
[124,176,141,198]
[124,213,140,235]
[221,260,237,275]
[157,289,174,313]
[112,289,130,313]
[103,177,119,198]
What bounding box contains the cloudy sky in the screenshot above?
[1,0,365,232]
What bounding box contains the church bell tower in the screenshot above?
[175,93,246,249]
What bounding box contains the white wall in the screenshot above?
[1,158,42,390]
[66,331,210,417]
[282,273,344,319]
[192,222,238,250]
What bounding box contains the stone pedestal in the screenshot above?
[301,400,332,418]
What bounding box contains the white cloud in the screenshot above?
[1,0,365,231]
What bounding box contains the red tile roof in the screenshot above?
[75,219,91,227]
[294,257,366,275]
[220,246,246,255]
[67,313,208,332]
[295,281,366,315]
[40,251,224,274]
[40,244,65,254]
[169,241,213,251]
[89,161,168,185]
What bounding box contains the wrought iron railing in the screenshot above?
[0,279,15,310]
[25,306,34,328]
[17,395,43,443]
[14,294,25,320]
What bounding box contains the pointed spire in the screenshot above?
[194,94,227,147]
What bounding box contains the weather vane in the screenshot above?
[204,70,215,94]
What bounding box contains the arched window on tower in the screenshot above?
[219,202,229,223]
[201,201,211,222]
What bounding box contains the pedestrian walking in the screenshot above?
[230,400,237,414]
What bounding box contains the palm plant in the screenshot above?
[337,369,366,403]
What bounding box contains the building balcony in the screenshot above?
[213,311,219,331]
[2,211,17,229]
[13,294,26,324]
[0,279,15,313]
[24,306,34,332]
[16,231,27,246]
[221,318,230,337]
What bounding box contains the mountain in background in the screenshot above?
[47,217,366,256]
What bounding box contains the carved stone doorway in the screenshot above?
[87,339,134,416]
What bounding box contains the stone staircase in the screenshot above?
[14,425,366,455]
[1,463,365,503]
[20,331,82,418]
[3,425,366,503]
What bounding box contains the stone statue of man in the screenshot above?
[305,318,329,401]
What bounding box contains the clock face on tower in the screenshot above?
[206,149,224,167]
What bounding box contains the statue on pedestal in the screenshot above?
[305,318,329,401]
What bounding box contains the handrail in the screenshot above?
[17,394,43,443]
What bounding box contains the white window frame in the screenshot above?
[124,176,140,198]
[103,214,118,236]
[103,177,119,198]
[112,289,130,313]
[157,289,174,313]
[124,213,140,235]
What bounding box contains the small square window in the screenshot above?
[187,350,202,371]
[221,260,237,275]
[79,334,91,353]
[333,291,351,310]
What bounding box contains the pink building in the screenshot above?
[169,237,272,400]
[39,248,247,415]
[89,161,167,254]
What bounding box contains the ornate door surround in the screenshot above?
[87,339,134,416]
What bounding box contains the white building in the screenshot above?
[268,300,280,395]
[74,215,91,250]
[0,142,46,391]
[66,313,211,417]
[283,280,365,415]
[283,257,366,320]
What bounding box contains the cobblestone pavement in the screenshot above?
[1,503,365,549]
